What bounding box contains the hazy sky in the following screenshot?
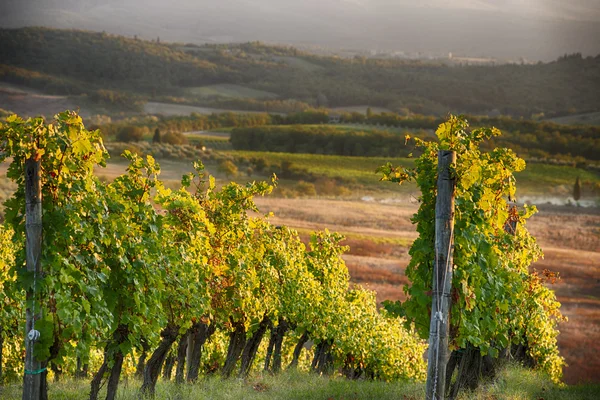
[2,0,599,60]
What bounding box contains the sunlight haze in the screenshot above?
[2,0,599,61]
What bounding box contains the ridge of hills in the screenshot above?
[1,27,600,118]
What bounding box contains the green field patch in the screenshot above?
[186,133,232,150]
[227,150,600,198]
[515,162,600,195]
[186,134,229,141]
[185,84,279,100]
[305,123,433,137]
[331,105,393,114]
[293,227,413,248]
[210,127,235,133]
[270,56,323,72]
[228,150,415,187]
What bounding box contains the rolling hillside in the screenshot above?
[1,27,600,117]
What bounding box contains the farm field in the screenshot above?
[226,150,599,199]
[184,84,279,100]
[184,130,232,148]
[143,101,260,116]
[0,84,92,119]
[268,123,435,136]
[228,150,417,190]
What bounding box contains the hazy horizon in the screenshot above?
[1,0,600,61]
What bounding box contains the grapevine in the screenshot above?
[0,111,427,399]
[379,115,565,387]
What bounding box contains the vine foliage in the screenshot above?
[379,115,565,384]
[0,111,427,399]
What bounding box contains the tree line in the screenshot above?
[88,108,600,163]
[226,113,600,163]
[230,125,414,157]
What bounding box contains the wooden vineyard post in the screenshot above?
[426,150,456,400]
[186,331,194,381]
[22,157,43,400]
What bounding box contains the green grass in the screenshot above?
[5,145,588,203]
[211,127,235,133]
[224,124,598,196]
[228,150,416,189]
[465,364,600,400]
[6,145,590,208]
[333,123,434,137]
[185,134,230,143]
[229,150,600,197]
[185,84,279,100]
[277,123,431,136]
[186,133,232,149]
[1,365,598,399]
[0,370,424,400]
[515,162,600,195]
[294,227,414,247]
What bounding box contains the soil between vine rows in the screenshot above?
[254,197,600,385]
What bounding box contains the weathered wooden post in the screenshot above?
[426,150,456,400]
[185,329,195,381]
[23,157,43,400]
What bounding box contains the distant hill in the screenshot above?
[2,0,600,62]
[0,27,599,118]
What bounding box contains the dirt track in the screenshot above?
[0,86,90,119]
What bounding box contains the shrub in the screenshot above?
[315,179,352,197]
[218,160,238,178]
[161,131,188,145]
[295,181,316,197]
[251,157,269,172]
[116,126,146,142]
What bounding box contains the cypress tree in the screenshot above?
[573,177,581,201]
[152,128,161,144]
